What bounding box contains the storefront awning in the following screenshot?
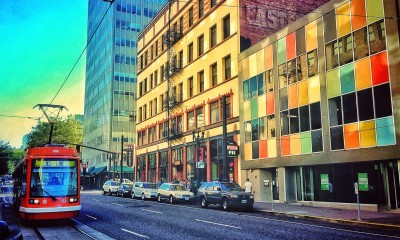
[110,166,134,173]
[91,166,107,175]
[87,166,95,174]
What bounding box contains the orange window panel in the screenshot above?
[286,32,296,60]
[354,57,371,90]
[290,134,301,155]
[336,3,352,37]
[298,80,308,106]
[371,51,389,85]
[265,45,273,70]
[266,92,275,115]
[344,123,360,149]
[305,21,317,52]
[289,84,298,109]
[259,140,268,158]
[351,0,367,30]
[281,135,291,156]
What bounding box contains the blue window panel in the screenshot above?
[376,116,395,146]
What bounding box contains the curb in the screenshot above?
[255,209,400,230]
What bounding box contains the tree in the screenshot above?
[8,149,24,173]
[27,116,83,149]
[0,140,13,175]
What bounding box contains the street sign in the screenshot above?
[320,174,329,191]
[358,173,368,191]
[197,162,205,168]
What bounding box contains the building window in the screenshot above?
[139,82,143,97]
[211,63,217,86]
[138,107,142,122]
[198,71,204,93]
[196,107,204,127]
[210,101,219,124]
[266,69,273,92]
[187,111,195,131]
[224,55,231,80]
[150,46,154,61]
[179,16,184,34]
[188,77,194,97]
[188,43,193,63]
[211,0,217,8]
[179,50,183,68]
[210,25,217,48]
[224,96,231,119]
[144,51,148,65]
[223,14,230,39]
[307,50,318,78]
[326,40,339,70]
[143,104,147,120]
[198,0,204,18]
[188,7,194,27]
[161,35,165,51]
[154,70,158,86]
[150,74,154,89]
[144,78,148,93]
[154,98,158,115]
[198,34,204,56]
[155,40,158,56]
[178,83,183,102]
[161,65,165,82]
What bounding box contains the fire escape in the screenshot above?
[163,16,183,142]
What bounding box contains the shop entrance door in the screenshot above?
[387,161,400,209]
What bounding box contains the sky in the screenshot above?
[0,0,88,148]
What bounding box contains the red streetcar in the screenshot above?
[13,144,81,221]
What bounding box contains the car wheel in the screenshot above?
[103,189,106,195]
[109,190,112,196]
[200,197,208,208]
[169,195,174,204]
[141,193,145,200]
[131,192,135,199]
[157,194,162,202]
[222,198,229,211]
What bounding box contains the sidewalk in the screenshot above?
[253,201,400,230]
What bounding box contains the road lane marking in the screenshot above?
[142,209,162,214]
[195,219,242,229]
[91,199,100,202]
[111,203,124,207]
[121,228,149,238]
[85,214,97,220]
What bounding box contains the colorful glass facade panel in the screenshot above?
[336,3,351,37]
[340,63,355,94]
[344,123,360,149]
[354,58,372,90]
[366,0,384,24]
[351,0,367,30]
[286,32,296,60]
[305,21,317,52]
[359,120,376,147]
[371,51,389,85]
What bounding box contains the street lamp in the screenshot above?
[192,128,205,189]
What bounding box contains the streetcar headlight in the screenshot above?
[69,197,78,203]
[29,199,40,204]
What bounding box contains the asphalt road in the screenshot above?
[75,191,400,240]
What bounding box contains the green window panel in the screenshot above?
[340,63,355,94]
[251,98,258,119]
[376,116,396,146]
[327,69,341,98]
[300,131,312,154]
[366,0,384,25]
[277,38,287,65]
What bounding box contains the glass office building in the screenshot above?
[83,0,166,188]
[240,0,400,210]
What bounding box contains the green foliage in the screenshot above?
[27,116,83,148]
[0,140,13,175]
[8,149,25,173]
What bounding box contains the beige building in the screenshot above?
[135,0,241,185]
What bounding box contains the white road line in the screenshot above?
[111,203,124,207]
[121,228,149,238]
[85,214,97,220]
[142,209,162,214]
[195,219,242,229]
[91,199,100,201]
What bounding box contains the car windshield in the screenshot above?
[30,159,78,197]
[143,183,157,189]
[122,184,131,189]
[170,185,186,191]
[110,182,119,186]
[221,183,243,191]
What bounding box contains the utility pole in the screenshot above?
[120,135,124,184]
[221,95,228,181]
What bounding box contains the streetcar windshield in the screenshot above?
[30,159,78,197]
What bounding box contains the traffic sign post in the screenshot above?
[354,182,361,221]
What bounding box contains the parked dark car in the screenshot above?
[116,184,133,197]
[197,182,254,210]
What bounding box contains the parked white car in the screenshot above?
[102,180,120,195]
[157,183,194,204]
[131,182,158,200]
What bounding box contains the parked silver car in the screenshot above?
[157,183,194,204]
[131,182,158,200]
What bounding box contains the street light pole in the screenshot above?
[221,95,228,181]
